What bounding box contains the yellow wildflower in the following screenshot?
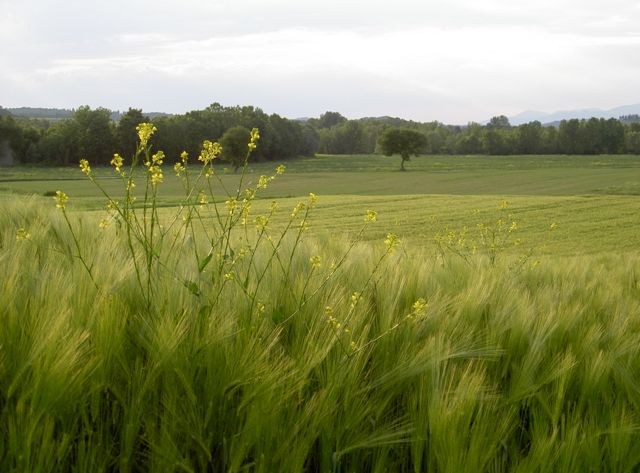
[291,201,305,218]
[408,298,428,319]
[275,164,286,175]
[257,175,270,189]
[99,218,109,230]
[174,162,185,176]
[241,202,251,225]
[151,151,164,166]
[199,140,222,164]
[308,193,318,207]
[412,298,427,313]
[54,191,68,209]
[248,128,260,151]
[255,215,269,232]
[149,165,163,185]
[79,158,91,175]
[197,191,208,208]
[136,123,157,147]
[110,153,124,173]
[365,210,377,223]
[245,187,256,200]
[310,255,321,268]
[180,150,189,163]
[350,291,361,310]
[16,228,30,241]
[384,233,399,252]
[225,198,238,215]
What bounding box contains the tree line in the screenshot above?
[0,104,318,166]
[314,113,640,155]
[1,106,640,166]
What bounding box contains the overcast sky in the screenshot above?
[2,0,639,123]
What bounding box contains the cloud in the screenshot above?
[2,0,640,122]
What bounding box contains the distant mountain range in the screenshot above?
[0,107,170,121]
[507,103,640,126]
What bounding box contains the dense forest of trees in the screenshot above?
[0,104,318,166]
[313,113,640,156]
[1,105,640,166]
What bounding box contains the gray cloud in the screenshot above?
[2,0,640,123]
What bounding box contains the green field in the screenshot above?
[2,153,639,255]
[1,152,640,472]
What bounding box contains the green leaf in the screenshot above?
[198,253,213,273]
[183,280,200,296]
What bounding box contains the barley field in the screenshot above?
[1,145,639,471]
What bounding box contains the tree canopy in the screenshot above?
[220,126,251,171]
[378,127,428,170]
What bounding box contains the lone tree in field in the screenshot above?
[378,127,427,171]
[220,125,251,172]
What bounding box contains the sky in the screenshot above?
[1,0,640,124]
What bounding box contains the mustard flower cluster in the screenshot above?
[255,215,269,232]
[248,127,260,151]
[110,153,124,174]
[136,123,157,147]
[257,175,271,189]
[172,151,189,176]
[384,233,400,252]
[173,162,185,176]
[244,187,256,201]
[54,191,68,209]
[365,210,378,223]
[16,228,30,241]
[197,191,208,208]
[291,202,306,218]
[310,255,321,268]
[147,151,164,185]
[407,297,428,320]
[225,198,238,216]
[350,291,361,311]
[79,158,91,175]
[325,306,341,330]
[199,140,223,164]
